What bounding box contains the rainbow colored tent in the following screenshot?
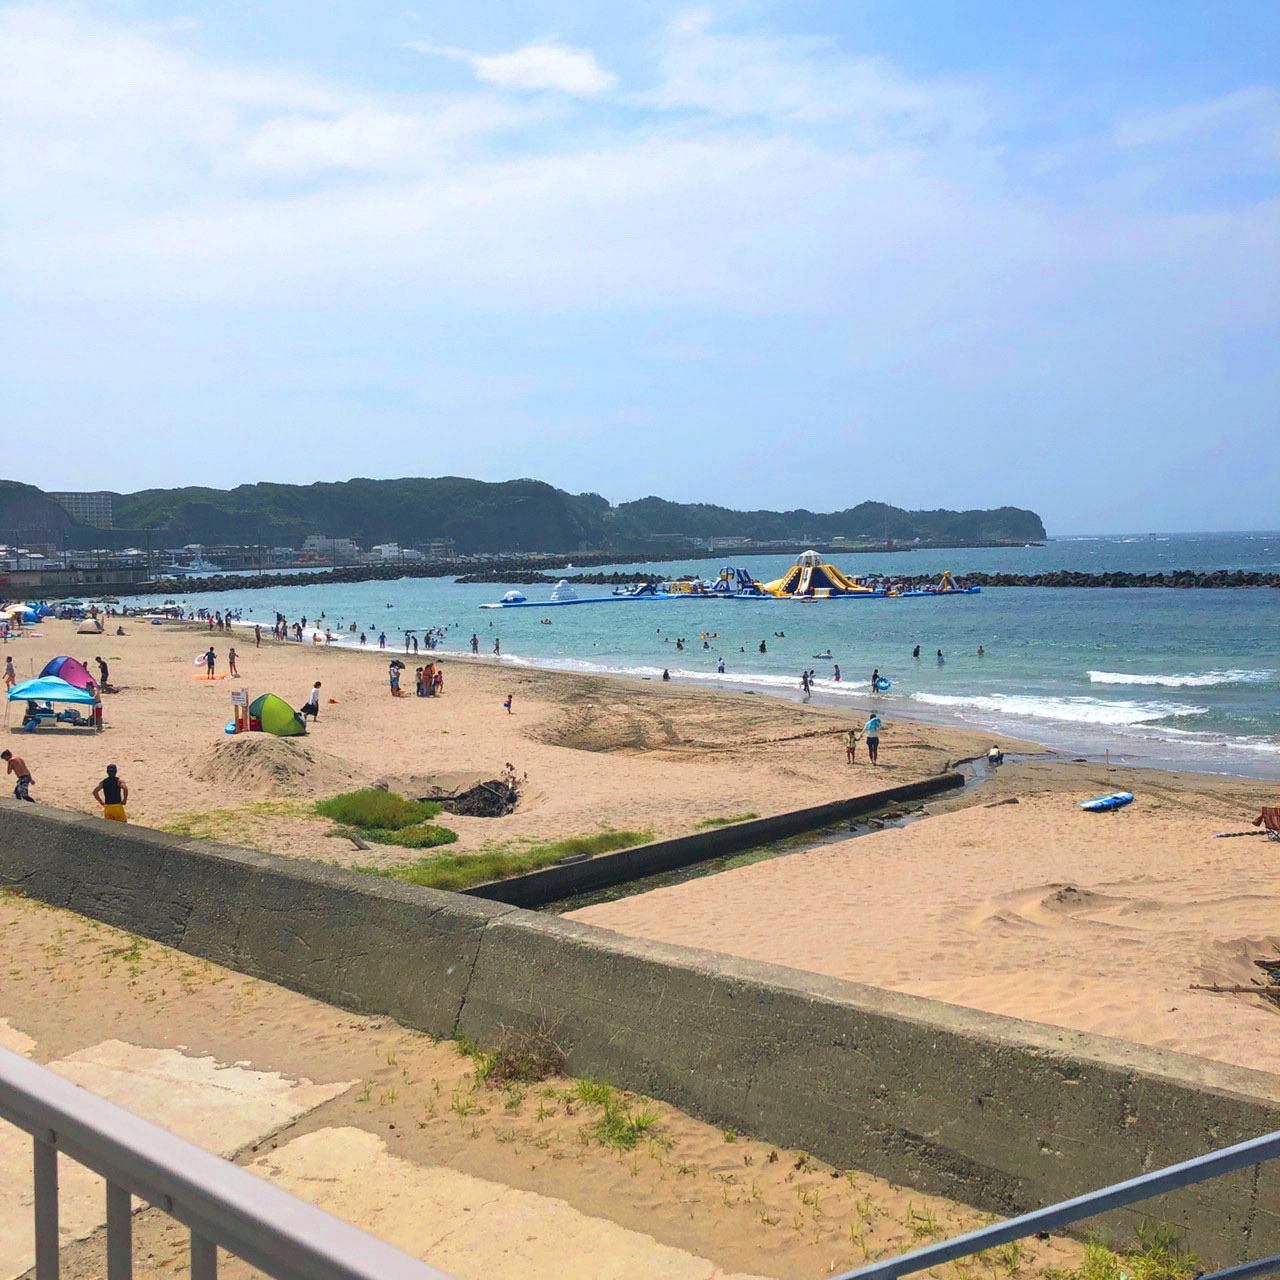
[40,656,97,690]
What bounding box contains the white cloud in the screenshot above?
[638,8,985,140]
[409,37,616,96]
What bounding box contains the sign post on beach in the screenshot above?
[231,687,249,734]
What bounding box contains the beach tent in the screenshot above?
[248,693,305,737]
[5,675,98,731]
[40,656,97,690]
[77,618,104,634]
[8,676,97,705]
[4,604,40,625]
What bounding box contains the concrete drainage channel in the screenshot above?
[463,756,1035,913]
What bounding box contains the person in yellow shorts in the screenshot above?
[92,763,128,822]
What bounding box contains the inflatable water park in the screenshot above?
[481,551,981,609]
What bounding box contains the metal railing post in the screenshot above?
[191,1232,217,1280]
[106,1181,132,1279]
[33,1134,59,1280]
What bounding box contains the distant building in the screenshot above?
[49,491,114,529]
[302,535,360,559]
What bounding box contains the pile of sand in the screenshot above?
[185,735,356,795]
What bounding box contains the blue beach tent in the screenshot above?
[8,676,97,704]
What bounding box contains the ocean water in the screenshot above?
[137,532,1280,778]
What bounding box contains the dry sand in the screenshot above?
[0,888,1084,1280]
[8,618,1279,1082]
[571,759,1280,1076]
[4,618,1004,869]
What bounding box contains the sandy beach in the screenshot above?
[572,758,1280,1076]
[3,617,1009,866]
[6,615,1279,1082]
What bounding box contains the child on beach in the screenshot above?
[503,693,513,714]
[204,646,216,678]
[2,750,33,801]
[301,682,321,723]
[92,764,128,822]
[845,726,860,764]
[3,657,14,689]
[228,647,239,677]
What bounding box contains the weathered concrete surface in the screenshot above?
[0,800,510,1036]
[2,799,1278,1263]
[464,773,965,907]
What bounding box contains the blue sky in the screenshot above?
[2,2,1276,532]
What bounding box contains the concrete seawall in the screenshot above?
[1,799,1277,1262]
[465,773,965,907]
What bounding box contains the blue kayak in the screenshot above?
[1079,791,1134,812]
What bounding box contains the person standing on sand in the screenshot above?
[228,647,239,677]
[504,693,514,714]
[389,663,402,696]
[846,725,860,764]
[2,750,33,801]
[255,624,262,648]
[92,764,128,822]
[205,646,216,679]
[378,632,386,649]
[301,681,321,724]
[801,671,810,701]
[95,656,109,689]
[864,712,882,765]
[3,657,15,690]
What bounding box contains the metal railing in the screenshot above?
[0,1045,455,1279]
[832,1128,1280,1280]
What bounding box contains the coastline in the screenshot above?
[9,614,1279,1079]
[219,620,1279,781]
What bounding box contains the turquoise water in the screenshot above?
[138,532,1280,778]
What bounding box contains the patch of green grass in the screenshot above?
[358,828,652,892]
[158,798,310,844]
[376,823,458,849]
[569,1077,658,1150]
[696,812,759,828]
[574,1078,616,1107]
[314,789,441,831]
[595,1097,658,1151]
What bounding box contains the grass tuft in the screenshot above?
[314,789,441,831]
[696,812,759,828]
[359,828,651,892]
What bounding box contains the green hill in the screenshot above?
[3,475,1045,551]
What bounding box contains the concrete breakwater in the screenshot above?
[1,800,1278,1262]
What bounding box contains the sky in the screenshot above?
[1,2,1277,533]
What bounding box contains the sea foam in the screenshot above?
[1087,669,1272,688]
[911,692,1206,727]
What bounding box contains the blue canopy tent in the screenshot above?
[6,675,99,731]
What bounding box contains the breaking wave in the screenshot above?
[1087,669,1272,688]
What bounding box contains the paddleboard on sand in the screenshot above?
[1079,791,1134,812]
